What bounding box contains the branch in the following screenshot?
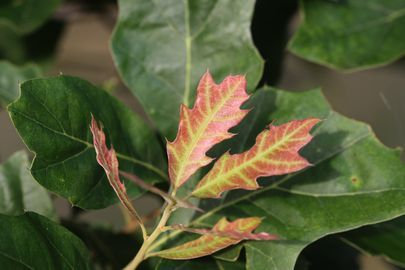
[119,171,203,212]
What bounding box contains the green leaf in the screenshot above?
[0,61,41,106]
[153,87,405,270]
[0,0,61,34]
[63,220,142,269]
[111,0,263,139]
[0,151,55,220]
[289,0,405,71]
[213,245,243,262]
[342,216,405,267]
[0,20,65,65]
[0,212,91,269]
[8,76,167,209]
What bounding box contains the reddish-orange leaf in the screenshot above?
[149,217,277,260]
[170,223,278,241]
[192,118,320,198]
[167,71,250,189]
[90,116,143,224]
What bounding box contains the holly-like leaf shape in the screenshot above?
[192,118,320,198]
[167,72,249,189]
[150,217,274,260]
[151,87,405,270]
[0,212,91,269]
[289,0,405,70]
[111,0,263,139]
[0,151,55,220]
[0,61,41,106]
[8,76,167,209]
[342,216,405,267]
[0,0,61,34]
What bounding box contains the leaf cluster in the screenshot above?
[0,0,404,269]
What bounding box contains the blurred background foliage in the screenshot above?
[0,0,404,269]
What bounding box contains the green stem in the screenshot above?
[123,202,175,270]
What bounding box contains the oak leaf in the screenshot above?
[150,217,277,260]
[192,118,320,198]
[167,72,250,189]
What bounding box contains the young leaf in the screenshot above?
[8,76,166,209]
[156,87,405,270]
[192,118,320,198]
[90,116,146,237]
[170,222,278,241]
[150,217,275,260]
[167,72,249,189]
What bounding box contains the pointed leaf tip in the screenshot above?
[167,72,250,188]
[192,118,320,198]
[90,115,125,193]
[90,116,140,221]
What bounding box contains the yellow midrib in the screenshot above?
[193,122,312,194]
[174,79,244,187]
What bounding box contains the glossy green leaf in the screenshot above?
[0,151,55,220]
[0,61,41,106]
[153,87,405,270]
[0,0,61,34]
[0,212,90,269]
[8,76,167,209]
[111,0,263,138]
[342,216,405,267]
[289,0,405,71]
